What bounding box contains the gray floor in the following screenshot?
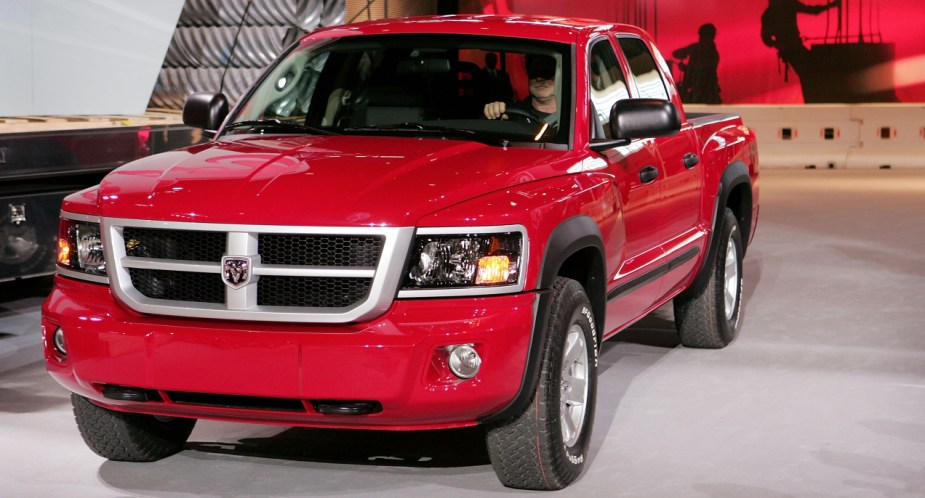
[1,169,923,497]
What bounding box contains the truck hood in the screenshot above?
[98,135,573,226]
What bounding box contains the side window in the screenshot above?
[589,39,629,138]
[618,37,669,100]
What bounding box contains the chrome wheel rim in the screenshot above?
[560,324,589,448]
[724,236,739,321]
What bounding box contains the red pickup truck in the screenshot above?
[43,15,758,490]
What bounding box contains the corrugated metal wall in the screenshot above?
[149,0,438,111]
[149,0,347,110]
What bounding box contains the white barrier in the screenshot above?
[686,104,925,169]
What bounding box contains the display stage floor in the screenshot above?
[1,169,923,497]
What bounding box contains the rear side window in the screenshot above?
[618,37,669,100]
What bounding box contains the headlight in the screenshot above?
[403,230,523,290]
[57,217,107,278]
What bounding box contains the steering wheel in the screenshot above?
[503,107,541,124]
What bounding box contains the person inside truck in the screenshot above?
[476,52,514,104]
[483,54,559,127]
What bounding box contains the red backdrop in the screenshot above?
[463,0,925,103]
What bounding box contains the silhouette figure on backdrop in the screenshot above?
[672,23,722,104]
[476,52,514,104]
[761,0,840,81]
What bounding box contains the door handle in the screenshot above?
[640,165,659,184]
[683,153,700,169]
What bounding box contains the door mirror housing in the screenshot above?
[182,92,229,135]
[590,98,681,152]
[609,98,681,140]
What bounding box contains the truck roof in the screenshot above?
[307,14,648,44]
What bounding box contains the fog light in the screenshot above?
[448,344,481,379]
[53,327,67,355]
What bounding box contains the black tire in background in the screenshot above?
[71,394,196,462]
[486,277,598,490]
[674,207,744,348]
[0,190,66,281]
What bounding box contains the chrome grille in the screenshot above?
[105,219,414,323]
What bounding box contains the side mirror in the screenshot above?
[609,98,681,140]
[182,92,229,135]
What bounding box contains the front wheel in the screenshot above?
[72,394,196,461]
[486,277,598,490]
[674,207,744,348]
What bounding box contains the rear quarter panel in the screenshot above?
[689,113,760,244]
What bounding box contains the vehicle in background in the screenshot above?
[0,114,201,282]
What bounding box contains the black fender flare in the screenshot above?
[479,215,605,425]
[682,160,752,298]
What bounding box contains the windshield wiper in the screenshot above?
[222,119,338,136]
[344,122,475,135]
[342,122,503,144]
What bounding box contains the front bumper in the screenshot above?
[43,275,535,430]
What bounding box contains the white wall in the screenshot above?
[0,0,183,116]
[687,104,925,169]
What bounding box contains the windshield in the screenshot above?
[228,34,573,147]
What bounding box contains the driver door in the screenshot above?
[589,37,663,332]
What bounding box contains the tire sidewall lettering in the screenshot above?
[580,305,599,366]
[566,450,584,465]
[561,303,596,467]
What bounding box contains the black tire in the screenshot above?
[674,207,744,348]
[486,277,598,490]
[71,394,196,461]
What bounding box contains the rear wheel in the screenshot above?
[486,277,598,490]
[674,207,744,348]
[71,394,196,461]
